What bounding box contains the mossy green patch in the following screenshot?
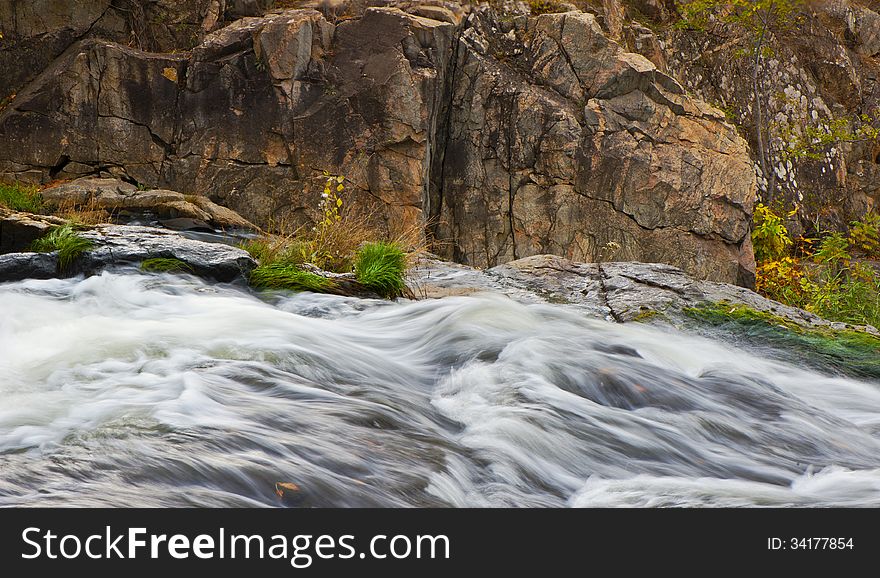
[684,302,880,379]
[632,309,661,323]
[31,223,93,269]
[249,263,335,293]
[140,258,193,273]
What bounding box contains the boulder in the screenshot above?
[40,177,257,229]
[0,252,58,281]
[76,225,257,281]
[0,208,65,253]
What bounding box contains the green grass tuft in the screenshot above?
[354,241,407,298]
[31,223,94,269]
[249,263,335,293]
[0,182,43,213]
[240,238,278,263]
[140,258,193,273]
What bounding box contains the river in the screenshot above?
[1,270,879,507]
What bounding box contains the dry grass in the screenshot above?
[53,196,113,226]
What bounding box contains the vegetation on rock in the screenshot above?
[31,223,94,269]
[684,301,880,379]
[354,242,408,299]
[243,174,417,298]
[0,182,43,213]
[677,0,804,201]
[752,203,880,328]
[140,258,193,273]
[249,263,336,293]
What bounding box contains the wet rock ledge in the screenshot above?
[0,213,256,283]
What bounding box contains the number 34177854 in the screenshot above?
[768,537,854,550]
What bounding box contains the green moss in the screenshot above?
[0,182,43,213]
[684,302,880,379]
[140,258,193,273]
[528,0,564,15]
[249,263,335,293]
[632,309,661,323]
[31,223,93,269]
[354,241,407,298]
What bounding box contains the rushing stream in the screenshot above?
[1,270,879,507]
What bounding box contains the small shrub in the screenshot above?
[528,0,563,15]
[354,241,407,298]
[752,204,880,328]
[801,263,880,327]
[240,237,284,264]
[755,256,806,308]
[140,258,193,273]
[811,232,851,282]
[242,173,419,299]
[0,182,42,213]
[242,174,381,274]
[249,263,335,293]
[31,223,94,269]
[849,212,880,257]
[752,203,792,262]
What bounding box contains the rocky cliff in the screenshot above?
[0,0,757,285]
[593,0,880,239]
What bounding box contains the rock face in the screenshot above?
[430,9,755,285]
[0,6,455,237]
[0,0,228,104]
[587,0,880,235]
[0,1,758,286]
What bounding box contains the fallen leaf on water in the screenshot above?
[275,482,300,497]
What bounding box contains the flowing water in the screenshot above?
[1,270,879,507]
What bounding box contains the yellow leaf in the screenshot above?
[275,482,300,497]
[336,175,345,184]
[336,198,343,207]
[336,183,344,192]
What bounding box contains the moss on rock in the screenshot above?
[684,302,880,379]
